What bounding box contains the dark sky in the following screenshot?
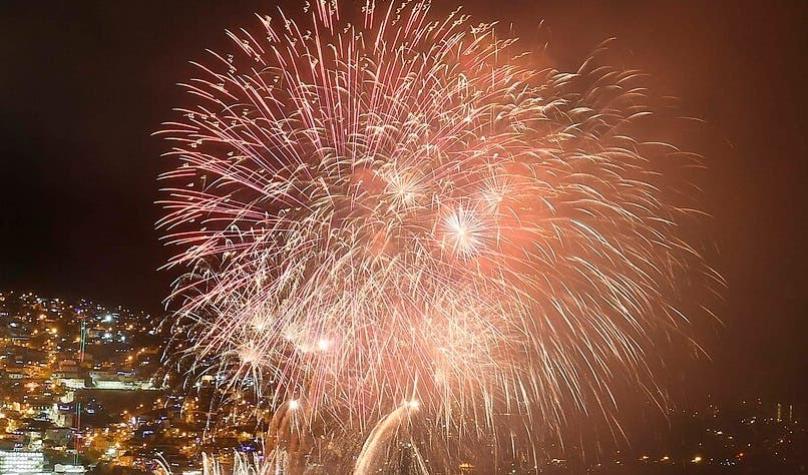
[1,1,806,404]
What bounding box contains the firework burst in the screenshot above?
[157,0,719,469]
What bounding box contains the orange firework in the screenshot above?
[157,0,720,470]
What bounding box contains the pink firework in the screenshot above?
[157,0,720,467]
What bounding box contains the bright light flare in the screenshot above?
[443,207,485,258]
[316,338,332,352]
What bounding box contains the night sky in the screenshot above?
[1,1,806,405]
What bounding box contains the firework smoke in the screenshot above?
[158,0,719,470]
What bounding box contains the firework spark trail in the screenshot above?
[157,0,720,467]
[354,400,422,475]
